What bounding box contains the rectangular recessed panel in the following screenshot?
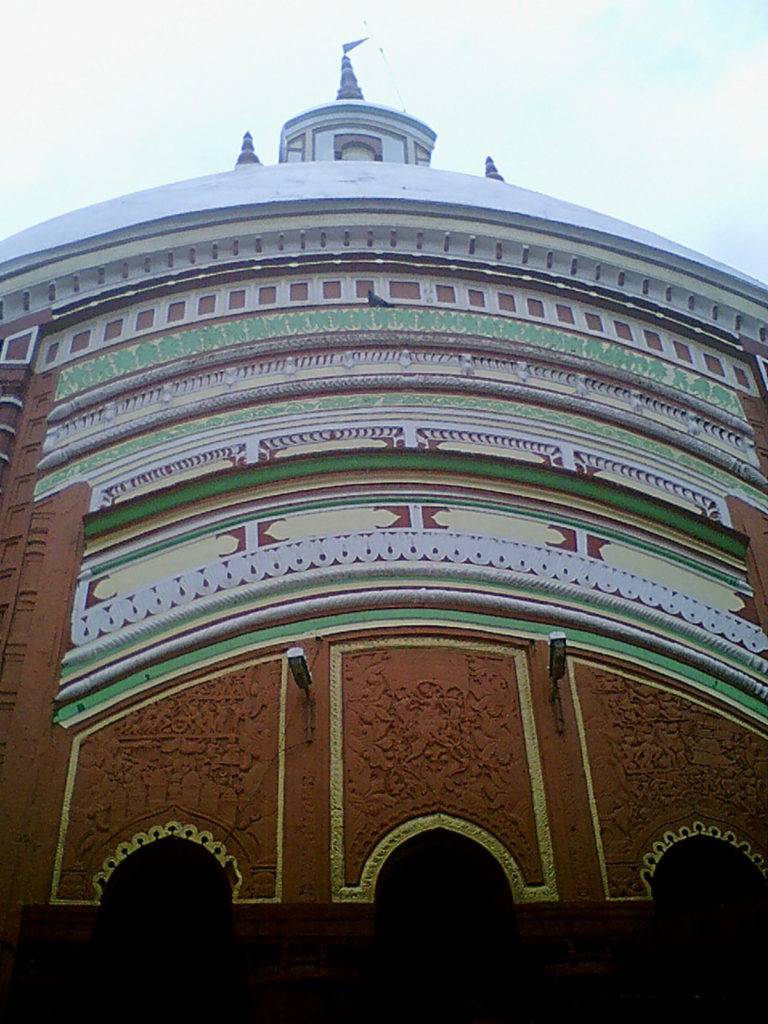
[673,340,692,362]
[704,353,724,376]
[103,319,123,341]
[585,312,603,331]
[135,309,154,330]
[5,334,32,360]
[389,281,420,300]
[70,331,90,354]
[734,365,750,387]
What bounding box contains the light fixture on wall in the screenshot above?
[548,631,567,735]
[548,631,567,682]
[287,646,313,690]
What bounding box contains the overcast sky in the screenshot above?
[2,0,767,284]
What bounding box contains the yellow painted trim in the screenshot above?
[329,636,558,903]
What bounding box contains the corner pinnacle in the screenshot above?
[235,131,261,168]
[485,156,504,181]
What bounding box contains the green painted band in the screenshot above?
[36,388,761,506]
[59,557,760,684]
[55,307,743,415]
[83,450,746,558]
[54,607,767,724]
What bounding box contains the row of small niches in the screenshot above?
[4,226,763,346]
[40,275,756,394]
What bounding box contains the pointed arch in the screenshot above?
[92,819,242,899]
[350,813,555,903]
[640,819,767,896]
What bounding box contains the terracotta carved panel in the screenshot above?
[575,662,768,898]
[337,640,544,890]
[54,659,283,902]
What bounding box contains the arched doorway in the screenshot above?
[88,836,244,1020]
[373,828,521,1023]
[649,835,768,1011]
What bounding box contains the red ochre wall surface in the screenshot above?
[1,244,767,1020]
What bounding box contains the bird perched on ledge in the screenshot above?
[368,289,395,308]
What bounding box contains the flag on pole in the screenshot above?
[343,38,368,54]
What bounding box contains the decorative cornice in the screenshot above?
[51,308,747,416]
[4,212,765,346]
[67,529,767,657]
[47,325,754,436]
[79,452,749,557]
[56,584,768,717]
[41,351,758,483]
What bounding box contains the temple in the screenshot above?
[0,51,766,1021]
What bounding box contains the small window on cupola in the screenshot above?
[334,133,383,161]
[415,144,431,166]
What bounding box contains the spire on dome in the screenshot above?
[235,131,261,168]
[485,156,504,181]
[337,54,364,100]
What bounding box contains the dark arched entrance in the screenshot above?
[373,828,522,1023]
[88,837,244,1020]
[649,835,768,1012]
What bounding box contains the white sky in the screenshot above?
[2,0,767,284]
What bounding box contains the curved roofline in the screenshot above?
[0,162,765,300]
[281,99,437,141]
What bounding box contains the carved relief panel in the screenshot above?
[330,638,557,901]
[572,660,768,898]
[52,658,284,903]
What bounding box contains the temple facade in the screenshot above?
[0,53,766,1020]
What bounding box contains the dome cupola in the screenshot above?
[279,47,436,166]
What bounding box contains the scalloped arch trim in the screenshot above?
[92,820,243,899]
[640,819,768,896]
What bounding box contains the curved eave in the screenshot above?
[280,99,437,141]
[1,163,766,305]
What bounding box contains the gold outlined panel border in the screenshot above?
[329,635,558,902]
[569,655,768,901]
[50,652,287,905]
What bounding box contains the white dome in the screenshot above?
[0,161,764,295]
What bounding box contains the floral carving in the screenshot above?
[340,645,542,887]
[577,667,768,898]
[55,661,282,902]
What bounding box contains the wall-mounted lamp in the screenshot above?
[287,646,312,690]
[548,631,567,682]
[548,632,567,735]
